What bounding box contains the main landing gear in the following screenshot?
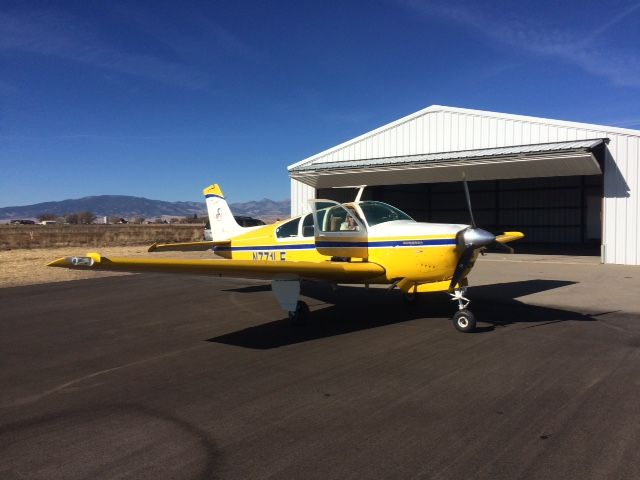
[450,288,476,333]
[288,300,309,325]
[271,279,311,325]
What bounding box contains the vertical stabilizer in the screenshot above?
[203,184,243,240]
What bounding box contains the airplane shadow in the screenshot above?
[222,285,271,293]
[208,279,593,350]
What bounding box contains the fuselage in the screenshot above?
[213,201,469,285]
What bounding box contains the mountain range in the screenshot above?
[0,195,290,222]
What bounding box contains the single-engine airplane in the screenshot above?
[48,181,523,332]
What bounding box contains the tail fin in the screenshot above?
[203,184,243,241]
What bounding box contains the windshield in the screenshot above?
[358,201,413,227]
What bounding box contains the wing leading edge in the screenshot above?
[47,253,385,282]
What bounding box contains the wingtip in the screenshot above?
[47,252,101,268]
[47,257,69,268]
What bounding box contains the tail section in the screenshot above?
[203,184,243,241]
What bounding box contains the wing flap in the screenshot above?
[148,241,229,252]
[47,254,385,282]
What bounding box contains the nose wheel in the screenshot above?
[452,309,476,333]
[450,288,476,333]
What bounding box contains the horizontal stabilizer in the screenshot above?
[148,241,229,252]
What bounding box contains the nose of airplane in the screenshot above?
[457,227,496,249]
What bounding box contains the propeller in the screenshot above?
[462,174,476,228]
[448,174,514,290]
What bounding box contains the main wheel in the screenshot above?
[402,291,419,305]
[288,301,310,325]
[452,309,476,333]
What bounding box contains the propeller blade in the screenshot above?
[449,247,475,290]
[485,241,514,254]
[461,174,476,228]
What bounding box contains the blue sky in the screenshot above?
[1,0,639,206]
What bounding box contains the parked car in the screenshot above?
[234,216,266,228]
[204,216,265,240]
[40,220,58,225]
[9,219,36,225]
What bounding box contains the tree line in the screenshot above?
[38,212,97,224]
[36,212,207,224]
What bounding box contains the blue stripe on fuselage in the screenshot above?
[213,238,455,252]
[214,244,315,252]
[317,239,455,248]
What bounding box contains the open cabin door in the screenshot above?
[310,199,368,259]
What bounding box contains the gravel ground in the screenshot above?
[0,246,212,288]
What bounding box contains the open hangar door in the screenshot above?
[303,140,608,256]
[318,175,602,254]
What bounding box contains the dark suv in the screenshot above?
[204,216,265,240]
[9,219,36,225]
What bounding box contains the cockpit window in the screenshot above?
[302,214,314,237]
[358,201,413,227]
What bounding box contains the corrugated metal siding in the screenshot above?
[298,111,617,166]
[292,139,603,171]
[290,179,315,217]
[290,106,640,265]
[381,177,597,245]
[604,134,640,265]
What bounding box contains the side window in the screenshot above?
[302,214,314,237]
[276,218,301,238]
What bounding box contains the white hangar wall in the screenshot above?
[289,106,640,265]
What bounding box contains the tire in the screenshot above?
[402,291,419,305]
[452,309,476,333]
[289,301,310,325]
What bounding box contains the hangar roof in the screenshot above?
[289,105,640,172]
[290,138,605,188]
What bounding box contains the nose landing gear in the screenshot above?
[450,288,476,333]
[452,309,476,333]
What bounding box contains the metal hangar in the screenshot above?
[288,105,640,265]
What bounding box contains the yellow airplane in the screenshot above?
[48,181,523,332]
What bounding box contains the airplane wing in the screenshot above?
[495,231,525,244]
[148,241,228,252]
[47,253,386,282]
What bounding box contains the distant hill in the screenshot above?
[228,198,292,222]
[0,195,290,222]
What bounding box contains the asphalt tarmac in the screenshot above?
[1,262,640,479]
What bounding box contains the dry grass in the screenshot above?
[0,246,212,288]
